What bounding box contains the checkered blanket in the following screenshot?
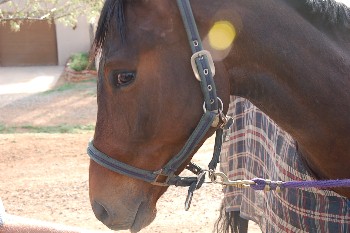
[220,96,350,233]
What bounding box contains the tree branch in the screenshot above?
[0,0,104,28]
[0,0,11,5]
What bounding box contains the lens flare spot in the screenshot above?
[208,21,236,51]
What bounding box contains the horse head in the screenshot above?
[88,0,230,231]
[88,0,350,232]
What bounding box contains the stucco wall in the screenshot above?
[1,1,92,66]
[55,17,92,66]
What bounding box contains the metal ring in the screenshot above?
[202,101,207,113]
[217,97,224,112]
[193,40,199,47]
[202,97,224,113]
[208,85,213,91]
[204,69,209,75]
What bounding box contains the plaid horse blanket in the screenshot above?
[220,96,350,233]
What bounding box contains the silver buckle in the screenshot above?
[190,50,216,81]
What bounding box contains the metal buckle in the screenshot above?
[191,50,216,81]
[202,97,232,128]
[151,170,171,187]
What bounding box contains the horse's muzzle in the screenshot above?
[91,199,155,232]
[92,201,111,226]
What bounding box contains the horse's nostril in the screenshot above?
[92,201,109,223]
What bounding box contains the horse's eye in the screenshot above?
[114,71,136,87]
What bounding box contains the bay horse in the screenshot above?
[88,0,350,232]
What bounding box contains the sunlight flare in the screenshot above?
[208,21,236,51]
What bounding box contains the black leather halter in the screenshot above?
[87,0,232,209]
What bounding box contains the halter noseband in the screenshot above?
[87,0,232,209]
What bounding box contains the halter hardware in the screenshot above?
[87,0,233,210]
[191,50,216,81]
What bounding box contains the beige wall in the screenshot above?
[55,16,92,66]
[1,2,92,66]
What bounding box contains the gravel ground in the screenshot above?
[0,79,261,232]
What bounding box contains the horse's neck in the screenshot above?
[215,1,350,195]
[286,0,350,48]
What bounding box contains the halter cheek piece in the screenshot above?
[87,0,233,210]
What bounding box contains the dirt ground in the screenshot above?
[0,79,261,232]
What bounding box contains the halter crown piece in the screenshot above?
[87,0,233,210]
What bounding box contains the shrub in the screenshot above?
[68,53,90,72]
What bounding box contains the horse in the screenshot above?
[87,0,350,232]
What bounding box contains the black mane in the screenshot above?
[92,0,125,56]
[303,0,350,29]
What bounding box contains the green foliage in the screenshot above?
[0,123,95,134]
[0,0,104,30]
[43,78,96,94]
[68,53,90,72]
[53,82,77,91]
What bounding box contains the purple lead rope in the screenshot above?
[251,178,350,191]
